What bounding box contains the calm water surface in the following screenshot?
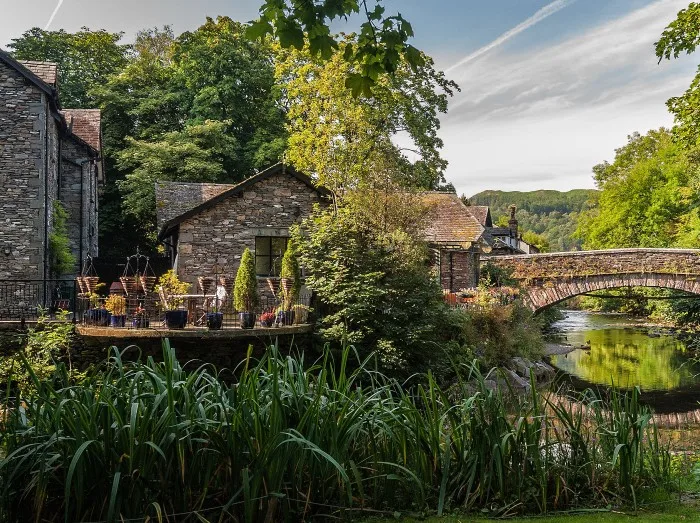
[549,310,700,413]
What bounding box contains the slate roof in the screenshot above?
[419,192,484,246]
[156,163,331,241]
[155,181,237,231]
[62,109,102,151]
[0,51,55,98]
[465,205,492,227]
[18,60,58,86]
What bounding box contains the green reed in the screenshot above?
[0,341,672,522]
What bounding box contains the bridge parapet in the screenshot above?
[484,248,700,282]
[483,248,700,311]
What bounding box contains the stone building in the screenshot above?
[466,204,539,256]
[155,163,331,297]
[419,192,485,291]
[0,51,102,281]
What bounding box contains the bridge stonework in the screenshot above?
[483,249,700,312]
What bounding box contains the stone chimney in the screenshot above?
[508,205,518,237]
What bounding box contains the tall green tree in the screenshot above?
[576,129,696,249]
[656,2,700,146]
[277,38,457,197]
[8,27,131,108]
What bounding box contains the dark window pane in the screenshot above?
[271,237,287,257]
[256,256,270,276]
[255,237,271,256]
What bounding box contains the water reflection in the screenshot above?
[550,311,700,392]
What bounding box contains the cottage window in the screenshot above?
[255,236,288,276]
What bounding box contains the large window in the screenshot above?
[255,236,288,276]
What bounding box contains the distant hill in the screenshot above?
[468,189,598,252]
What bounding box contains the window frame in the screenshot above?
[254,236,289,277]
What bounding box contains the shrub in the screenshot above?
[104,294,126,316]
[157,270,190,310]
[279,239,301,309]
[234,247,259,312]
[49,201,76,276]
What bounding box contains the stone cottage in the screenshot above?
[0,51,102,281]
[466,204,539,255]
[419,192,485,291]
[155,163,331,298]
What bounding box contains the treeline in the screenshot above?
[469,189,596,252]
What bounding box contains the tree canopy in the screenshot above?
[277,38,457,198]
[8,27,130,108]
[249,0,424,96]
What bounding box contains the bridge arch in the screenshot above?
[482,248,700,312]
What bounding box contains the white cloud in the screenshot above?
[440,0,697,196]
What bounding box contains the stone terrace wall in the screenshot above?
[175,171,328,297]
[0,61,50,280]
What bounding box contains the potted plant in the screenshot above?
[234,248,259,329]
[260,310,275,328]
[132,306,149,328]
[278,241,301,326]
[84,283,109,326]
[158,270,191,329]
[105,294,127,327]
[206,277,227,330]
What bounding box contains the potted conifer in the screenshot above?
[105,294,127,328]
[278,241,301,326]
[234,248,259,329]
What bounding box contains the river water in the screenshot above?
[549,310,700,414]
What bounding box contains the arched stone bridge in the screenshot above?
[483,248,700,312]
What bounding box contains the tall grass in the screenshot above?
[0,341,671,522]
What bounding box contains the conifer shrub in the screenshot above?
[280,239,301,309]
[234,247,259,312]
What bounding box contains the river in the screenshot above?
[549,310,700,414]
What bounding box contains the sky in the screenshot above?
[0,0,697,196]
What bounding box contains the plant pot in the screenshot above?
[109,314,126,328]
[239,312,256,329]
[85,308,109,326]
[276,310,295,326]
[207,312,224,330]
[132,317,150,329]
[260,318,274,328]
[165,309,188,329]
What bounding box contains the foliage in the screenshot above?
[8,27,131,108]
[157,270,190,311]
[0,310,76,397]
[575,129,698,249]
[292,195,446,372]
[277,37,457,196]
[656,2,700,146]
[117,120,239,239]
[48,200,76,277]
[468,189,596,252]
[522,230,550,252]
[233,248,259,312]
[279,240,301,309]
[0,341,673,521]
[104,294,126,316]
[83,18,286,255]
[480,261,518,287]
[249,0,424,96]
[454,303,543,367]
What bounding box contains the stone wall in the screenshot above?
[60,138,99,275]
[175,171,328,298]
[439,248,479,291]
[0,61,46,280]
[485,248,700,311]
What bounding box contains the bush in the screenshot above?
[279,239,301,309]
[233,247,259,312]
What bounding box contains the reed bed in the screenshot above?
[0,341,672,522]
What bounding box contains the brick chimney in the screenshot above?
[508,205,518,237]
